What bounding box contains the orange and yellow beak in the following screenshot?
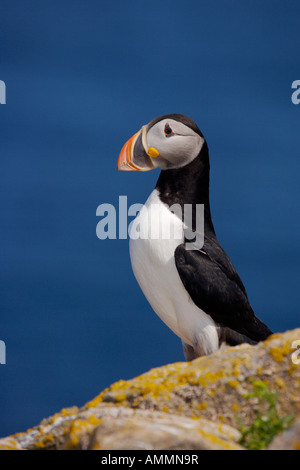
[117,126,159,171]
[117,131,142,171]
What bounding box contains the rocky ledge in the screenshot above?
[1,328,300,450]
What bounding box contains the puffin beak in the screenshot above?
[117,130,141,171]
[117,126,158,171]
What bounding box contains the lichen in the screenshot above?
[227,380,239,389]
[293,440,300,450]
[1,328,300,451]
[196,402,208,411]
[274,377,285,389]
[63,416,103,450]
[269,341,293,363]
[232,403,240,412]
[196,428,239,450]
[33,433,55,450]
[0,437,21,450]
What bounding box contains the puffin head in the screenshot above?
[117,114,205,172]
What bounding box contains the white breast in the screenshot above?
[129,189,219,354]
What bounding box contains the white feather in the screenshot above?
[129,189,219,355]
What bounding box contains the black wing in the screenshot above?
[174,238,272,343]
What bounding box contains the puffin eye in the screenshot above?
[164,123,174,136]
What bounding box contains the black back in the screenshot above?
[155,118,272,343]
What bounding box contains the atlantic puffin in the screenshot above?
[117,114,273,360]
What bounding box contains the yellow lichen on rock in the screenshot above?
[1,328,300,450]
[83,329,300,430]
[227,379,240,389]
[0,437,22,450]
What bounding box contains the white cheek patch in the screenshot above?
[147,119,204,169]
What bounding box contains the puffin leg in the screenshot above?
[182,341,204,361]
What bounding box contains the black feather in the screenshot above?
[175,242,272,342]
[154,115,272,344]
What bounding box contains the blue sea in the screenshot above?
[1,0,299,436]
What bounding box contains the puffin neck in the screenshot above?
[155,140,209,202]
[155,142,215,234]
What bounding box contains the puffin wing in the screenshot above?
[174,241,272,343]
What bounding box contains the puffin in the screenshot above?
[117,114,273,360]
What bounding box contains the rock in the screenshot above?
[0,328,299,450]
[63,408,243,450]
[267,419,300,450]
[87,328,300,429]
[0,405,242,451]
